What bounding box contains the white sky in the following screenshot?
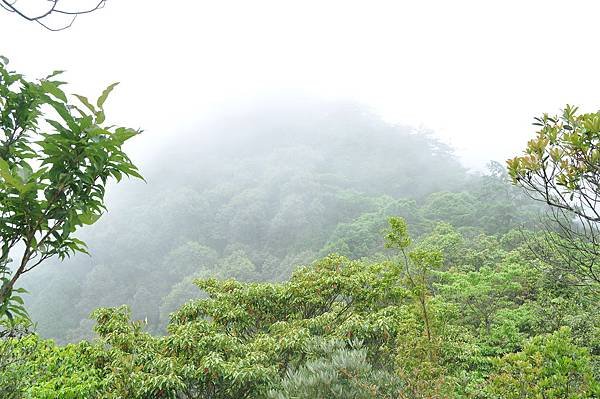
[2,0,600,170]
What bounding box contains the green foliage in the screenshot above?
[0,57,142,324]
[439,263,538,339]
[420,191,478,228]
[15,97,543,342]
[384,216,412,250]
[5,253,405,397]
[2,77,593,398]
[507,105,600,285]
[507,105,600,199]
[0,324,35,398]
[270,340,402,399]
[487,327,599,398]
[1,333,103,398]
[4,218,600,398]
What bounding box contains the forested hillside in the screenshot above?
[3,0,600,396]
[22,101,539,342]
[6,214,599,398]
[2,91,597,397]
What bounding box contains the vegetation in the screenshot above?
[0,61,598,397]
[508,105,600,286]
[0,57,141,330]
[2,218,599,398]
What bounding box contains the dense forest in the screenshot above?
[22,100,538,343]
[1,61,599,398]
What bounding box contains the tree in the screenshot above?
[0,57,142,326]
[507,105,600,285]
[269,340,402,399]
[441,266,522,337]
[0,0,106,31]
[487,327,599,398]
[385,217,442,353]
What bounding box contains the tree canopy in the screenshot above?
[0,57,597,397]
[508,105,600,286]
[2,218,598,398]
[0,57,141,328]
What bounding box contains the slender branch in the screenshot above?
[53,0,106,16]
[0,0,106,31]
[0,0,57,21]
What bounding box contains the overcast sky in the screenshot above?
[2,0,600,169]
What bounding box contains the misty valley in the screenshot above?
[1,25,600,399]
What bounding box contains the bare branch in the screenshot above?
[0,0,106,30]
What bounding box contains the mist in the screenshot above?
[22,97,480,341]
[1,0,593,340]
[2,2,599,396]
[4,1,600,171]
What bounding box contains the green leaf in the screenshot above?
[44,70,65,79]
[112,128,138,144]
[0,158,9,173]
[79,211,102,225]
[41,81,68,103]
[96,110,106,124]
[15,163,33,182]
[10,295,24,305]
[0,158,26,192]
[48,101,78,132]
[73,94,96,114]
[97,82,119,109]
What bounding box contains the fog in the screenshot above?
[18,96,541,342]
[1,1,597,342]
[4,0,600,170]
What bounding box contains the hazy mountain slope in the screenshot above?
[22,101,533,342]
